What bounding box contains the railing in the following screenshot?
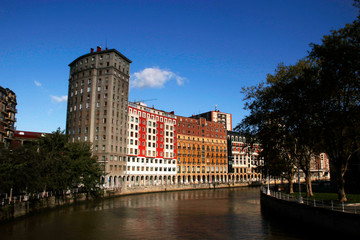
[261,186,360,214]
[0,189,85,207]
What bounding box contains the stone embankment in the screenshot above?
[260,187,360,237]
[0,182,253,223]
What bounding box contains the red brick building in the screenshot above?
[176,115,228,183]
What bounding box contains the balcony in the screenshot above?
[6,106,17,113]
[4,116,16,122]
[4,125,15,131]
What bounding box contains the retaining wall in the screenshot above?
[260,191,360,237]
[1,182,250,223]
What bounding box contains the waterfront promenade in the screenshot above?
[0,182,254,222]
[260,186,360,237]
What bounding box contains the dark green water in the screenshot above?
[0,187,340,239]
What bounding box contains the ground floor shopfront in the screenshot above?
[104,172,263,188]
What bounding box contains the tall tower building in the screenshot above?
[66,47,131,186]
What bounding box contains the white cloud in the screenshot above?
[34,81,42,87]
[131,67,185,88]
[51,95,68,103]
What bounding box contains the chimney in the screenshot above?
[90,48,94,53]
[96,46,102,52]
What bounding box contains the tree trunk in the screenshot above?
[288,178,294,194]
[306,173,313,197]
[42,185,47,198]
[336,168,347,202]
[288,168,295,194]
[302,164,313,197]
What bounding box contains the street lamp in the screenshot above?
[266,170,270,195]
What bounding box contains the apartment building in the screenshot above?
[227,131,262,182]
[66,47,131,187]
[125,102,177,186]
[177,116,228,183]
[191,108,232,131]
[0,86,17,146]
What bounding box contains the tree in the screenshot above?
[309,16,360,202]
[0,145,41,196]
[238,60,320,197]
[37,129,102,198]
[65,142,102,196]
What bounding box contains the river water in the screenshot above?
[0,187,339,239]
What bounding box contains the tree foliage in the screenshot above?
[0,129,102,198]
[308,16,360,202]
[237,5,360,201]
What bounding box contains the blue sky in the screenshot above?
[0,0,358,133]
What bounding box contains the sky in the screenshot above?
[0,0,358,133]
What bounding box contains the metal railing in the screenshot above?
[0,189,86,207]
[261,186,360,214]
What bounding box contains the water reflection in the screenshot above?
[0,187,334,240]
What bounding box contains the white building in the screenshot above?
[227,131,263,182]
[126,102,177,186]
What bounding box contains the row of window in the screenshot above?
[128,139,174,149]
[128,148,174,158]
[127,166,176,172]
[107,163,180,172]
[178,135,227,144]
[129,108,176,124]
[178,166,227,174]
[179,123,224,133]
[177,158,227,164]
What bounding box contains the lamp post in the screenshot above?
[266,170,270,195]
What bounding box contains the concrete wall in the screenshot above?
[260,192,360,237]
[0,182,250,223]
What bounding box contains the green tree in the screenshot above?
[309,16,360,202]
[0,145,41,196]
[38,129,102,198]
[238,60,319,197]
[65,142,102,196]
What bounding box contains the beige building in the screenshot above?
[66,47,131,187]
[227,131,263,182]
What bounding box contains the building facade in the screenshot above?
[124,102,177,187]
[227,131,262,182]
[66,47,131,187]
[176,116,228,183]
[0,86,17,146]
[310,153,330,180]
[12,130,47,147]
[191,109,232,131]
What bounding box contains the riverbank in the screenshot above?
[260,187,360,237]
[0,182,254,223]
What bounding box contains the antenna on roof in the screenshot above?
[215,104,218,111]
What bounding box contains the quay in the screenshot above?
[260,186,360,237]
[0,182,256,223]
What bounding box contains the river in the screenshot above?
[0,187,339,239]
